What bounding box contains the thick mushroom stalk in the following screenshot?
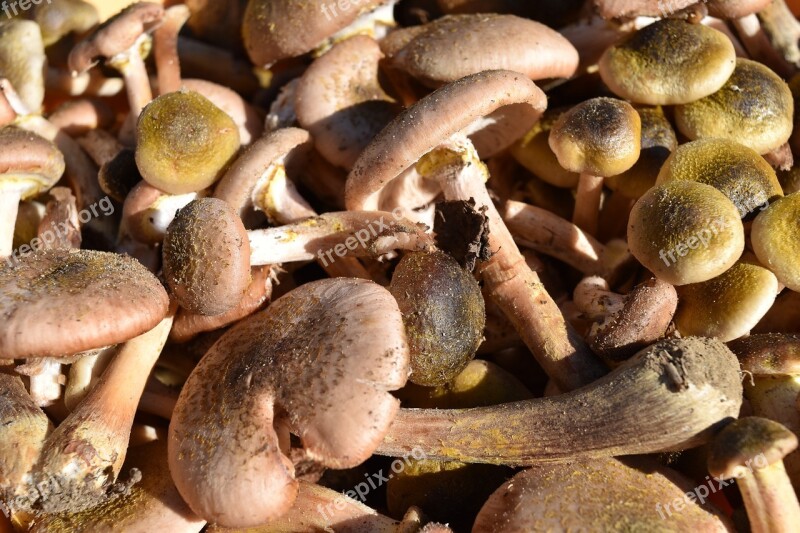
[169,278,410,527]
[377,337,742,465]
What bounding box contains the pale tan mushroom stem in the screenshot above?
[154,5,191,95]
[574,173,605,235]
[0,191,20,258]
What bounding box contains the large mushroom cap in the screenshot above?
[599,18,736,105]
[0,127,65,199]
[168,278,409,527]
[0,19,47,113]
[675,59,794,155]
[381,14,579,87]
[729,333,800,376]
[709,417,799,479]
[751,192,800,291]
[0,249,169,358]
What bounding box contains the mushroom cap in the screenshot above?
[729,334,800,376]
[656,138,783,218]
[181,78,263,146]
[242,0,388,67]
[0,127,65,199]
[594,0,697,18]
[474,457,732,532]
[709,417,799,479]
[627,180,745,285]
[168,278,409,527]
[136,89,240,195]
[510,108,580,188]
[707,0,772,19]
[295,35,400,170]
[98,148,141,203]
[675,256,779,342]
[0,19,46,113]
[751,192,800,291]
[68,2,164,74]
[599,18,736,105]
[35,0,100,47]
[346,70,547,210]
[380,14,579,87]
[162,198,251,317]
[0,249,169,358]
[675,59,794,154]
[549,97,641,177]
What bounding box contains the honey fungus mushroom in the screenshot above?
[751,192,800,291]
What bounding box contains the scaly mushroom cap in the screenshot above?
[599,18,736,105]
[163,198,251,316]
[474,457,731,532]
[242,0,389,67]
[136,89,240,195]
[675,59,794,154]
[675,256,779,342]
[346,70,547,210]
[656,138,783,218]
[549,97,641,177]
[0,249,169,358]
[381,14,579,87]
[68,2,164,75]
[511,108,580,188]
[0,19,46,113]
[0,127,65,199]
[168,278,409,527]
[709,417,799,479]
[627,181,745,285]
[729,333,800,376]
[752,192,800,291]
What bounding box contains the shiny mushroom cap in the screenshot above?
[168,278,409,528]
[599,18,736,105]
[751,192,800,291]
[0,249,169,358]
[0,127,65,199]
[729,333,800,376]
[675,59,794,154]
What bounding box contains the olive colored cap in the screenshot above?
[751,192,800,291]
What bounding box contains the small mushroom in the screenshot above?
[121,180,204,245]
[510,108,579,189]
[751,192,800,292]
[0,19,47,113]
[708,417,800,533]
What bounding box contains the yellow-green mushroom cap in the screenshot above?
[751,193,800,292]
[548,97,641,177]
[675,59,794,154]
[675,256,778,342]
[511,108,579,188]
[0,127,65,199]
[656,138,783,218]
[628,181,744,285]
[599,18,736,105]
[136,89,240,195]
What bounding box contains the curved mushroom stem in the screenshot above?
[573,173,604,236]
[417,135,606,391]
[108,33,154,124]
[0,189,21,258]
[377,337,742,465]
[45,67,125,99]
[154,5,191,95]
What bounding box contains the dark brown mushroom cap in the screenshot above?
[68,2,164,74]
[709,417,798,479]
[381,14,579,87]
[0,249,169,358]
[675,59,794,155]
[656,138,783,218]
[599,18,736,105]
[346,70,547,210]
[0,127,65,199]
[549,97,641,177]
[168,278,409,527]
[162,198,251,317]
[242,0,388,67]
[729,334,800,376]
[295,35,400,170]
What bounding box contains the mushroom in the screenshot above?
[755,290,800,333]
[0,127,65,258]
[751,192,800,292]
[549,97,641,236]
[708,417,800,533]
[599,18,736,105]
[184,0,247,51]
[675,58,794,157]
[510,108,579,189]
[121,180,205,246]
[153,4,191,95]
[34,0,99,48]
[168,278,410,527]
[378,337,742,464]
[0,19,47,114]
[627,180,745,285]
[347,70,606,391]
[182,79,263,146]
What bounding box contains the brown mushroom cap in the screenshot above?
[599,18,736,105]
[594,0,696,18]
[729,333,800,376]
[675,59,794,155]
[656,138,783,218]
[346,70,546,210]
[707,0,772,19]
[751,192,800,291]
[709,417,799,480]
[168,278,409,527]
[627,181,745,285]
[0,127,65,199]
[162,198,251,316]
[380,14,579,87]
[136,89,240,195]
[549,97,641,177]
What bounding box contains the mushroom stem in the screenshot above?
[0,189,21,258]
[573,173,604,236]
[733,13,793,77]
[758,0,800,73]
[154,5,190,95]
[739,461,800,532]
[108,34,154,122]
[377,337,742,465]
[63,346,117,411]
[573,276,625,320]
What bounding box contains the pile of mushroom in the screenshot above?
[2,0,800,531]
